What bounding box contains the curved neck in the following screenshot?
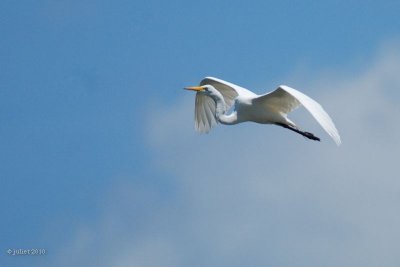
[214,95,238,125]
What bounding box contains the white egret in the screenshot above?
[185,77,341,145]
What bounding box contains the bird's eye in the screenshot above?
[204,87,209,91]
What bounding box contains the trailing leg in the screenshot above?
[275,123,320,142]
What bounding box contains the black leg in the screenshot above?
[275,123,320,142]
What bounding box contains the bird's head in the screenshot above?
[184,85,222,100]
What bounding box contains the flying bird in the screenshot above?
[185,77,341,145]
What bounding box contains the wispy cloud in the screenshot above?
[48,41,400,267]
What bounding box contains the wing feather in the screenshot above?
[255,85,341,145]
[200,77,256,106]
[195,93,217,133]
[194,77,256,133]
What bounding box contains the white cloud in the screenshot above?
[48,41,400,267]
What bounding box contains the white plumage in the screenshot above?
[185,77,341,145]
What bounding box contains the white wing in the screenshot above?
[194,93,218,133]
[200,77,257,102]
[194,77,256,133]
[255,85,341,145]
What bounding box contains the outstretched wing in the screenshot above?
[200,77,256,107]
[254,85,341,145]
[194,77,256,133]
[194,93,218,133]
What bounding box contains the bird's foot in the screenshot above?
[303,132,320,141]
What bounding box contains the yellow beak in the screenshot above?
[184,86,203,91]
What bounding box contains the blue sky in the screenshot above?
[1,1,400,266]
